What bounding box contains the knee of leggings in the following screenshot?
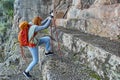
[33,59,38,65]
[47,36,50,41]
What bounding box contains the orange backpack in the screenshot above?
[18,21,37,62]
[18,21,30,62]
[18,21,30,46]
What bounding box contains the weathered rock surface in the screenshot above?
[0,0,120,80]
[54,0,120,80]
[67,3,120,41]
[52,27,120,80]
[41,55,97,80]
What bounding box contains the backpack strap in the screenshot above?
[28,25,37,41]
[28,25,38,47]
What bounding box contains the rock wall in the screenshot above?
[0,0,120,80]
[0,0,52,79]
[55,0,120,80]
[57,0,120,41]
[13,0,53,30]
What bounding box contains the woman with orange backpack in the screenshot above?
[22,12,54,79]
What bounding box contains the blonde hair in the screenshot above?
[19,21,29,30]
[32,16,43,25]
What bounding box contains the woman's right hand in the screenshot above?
[49,10,54,18]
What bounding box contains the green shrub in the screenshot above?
[0,0,14,34]
[90,72,101,80]
[2,0,14,10]
[0,23,6,33]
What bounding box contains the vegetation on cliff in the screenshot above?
[0,0,14,62]
[0,0,14,35]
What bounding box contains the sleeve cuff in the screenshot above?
[48,16,52,20]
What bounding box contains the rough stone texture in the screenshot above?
[52,27,120,80]
[42,55,96,80]
[1,0,120,80]
[93,0,118,6]
[13,0,52,30]
[38,42,98,80]
[65,4,120,41]
[56,18,120,41]
[70,0,96,10]
[54,1,120,79]
[0,0,52,79]
[52,0,72,19]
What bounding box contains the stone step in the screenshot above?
[39,52,98,80]
[55,4,120,41]
[52,27,120,80]
[55,18,120,41]
[55,27,120,56]
[0,58,43,80]
[38,45,99,80]
[67,4,120,20]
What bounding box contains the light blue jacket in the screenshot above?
[28,17,52,44]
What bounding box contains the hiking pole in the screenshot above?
[50,20,54,52]
[52,0,62,56]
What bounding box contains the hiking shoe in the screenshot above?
[45,51,54,55]
[23,71,32,79]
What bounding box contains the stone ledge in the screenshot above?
[38,46,98,80]
[56,27,120,57]
[52,27,120,80]
[55,18,120,41]
[67,4,120,20]
[41,54,97,80]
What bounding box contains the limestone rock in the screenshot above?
[1,0,120,80]
[66,4,120,41]
[94,0,118,6]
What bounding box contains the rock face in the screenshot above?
[13,0,52,30]
[0,0,52,79]
[0,0,120,80]
[54,0,120,80]
[67,0,120,41]
[52,27,120,80]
